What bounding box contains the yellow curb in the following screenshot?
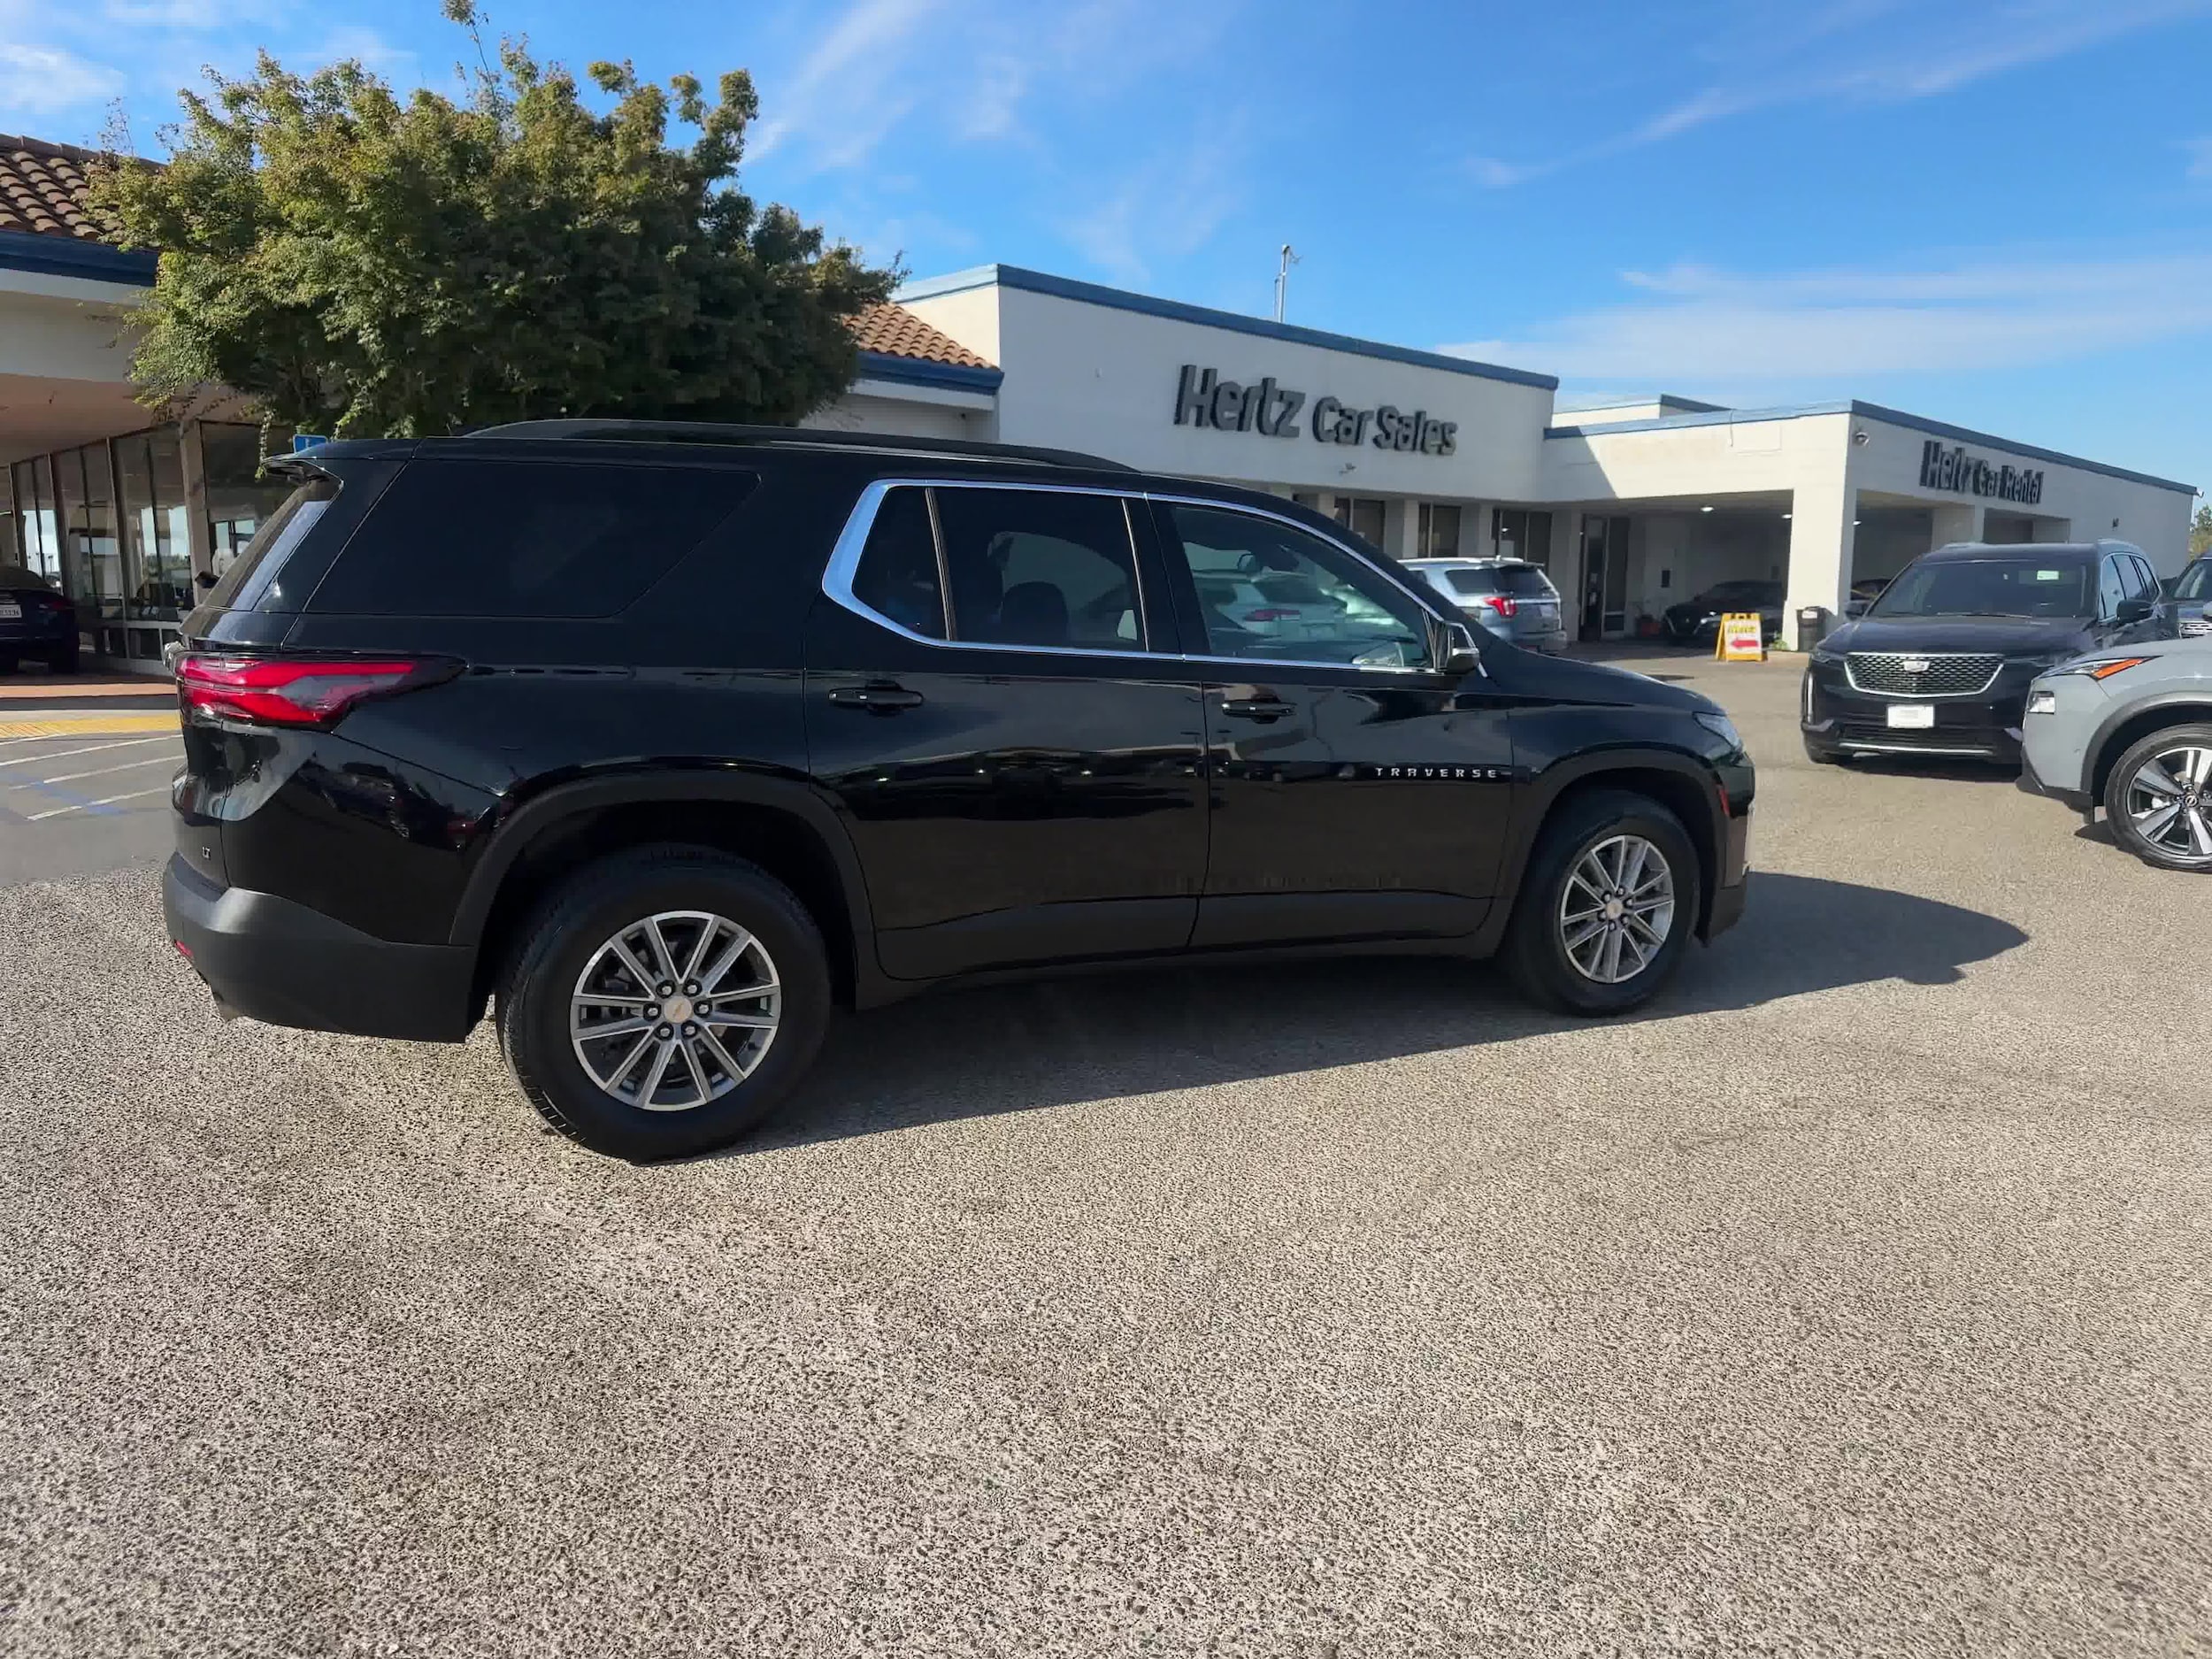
[0,714,180,740]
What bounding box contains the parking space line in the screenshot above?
[0,736,176,769]
[26,784,172,821]
[37,754,180,786]
[0,714,177,741]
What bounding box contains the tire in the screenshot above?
[1802,737,1845,765]
[2102,724,2212,873]
[1503,787,1703,1015]
[495,846,833,1159]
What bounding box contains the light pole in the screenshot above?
[1273,243,1300,323]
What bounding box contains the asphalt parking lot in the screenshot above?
[3,650,2208,1656]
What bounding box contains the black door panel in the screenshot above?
[1193,673,1512,946]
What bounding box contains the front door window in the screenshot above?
[1164,503,1431,671]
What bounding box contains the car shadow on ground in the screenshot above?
[752,872,2028,1152]
[1829,757,2019,784]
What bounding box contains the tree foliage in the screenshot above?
[2191,503,2212,556]
[88,3,897,437]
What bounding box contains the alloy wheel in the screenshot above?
[569,910,781,1111]
[1559,834,1676,984]
[2124,745,2212,861]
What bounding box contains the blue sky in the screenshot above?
[7,0,2212,488]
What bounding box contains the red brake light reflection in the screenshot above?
[1483,595,1520,618]
[175,656,427,728]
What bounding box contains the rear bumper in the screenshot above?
[163,853,480,1041]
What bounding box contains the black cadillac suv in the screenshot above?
[163,423,1753,1159]
[1801,540,2174,766]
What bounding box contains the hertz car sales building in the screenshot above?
[809,265,2195,651]
[1,127,2193,661]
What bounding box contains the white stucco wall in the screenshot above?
[904,275,1555,501]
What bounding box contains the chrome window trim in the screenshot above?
[820,477,1453,677]
[1843,651,2002,698]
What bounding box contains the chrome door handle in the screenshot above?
[1220,696,1294,721]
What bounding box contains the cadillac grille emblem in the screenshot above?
[1901,657,1932,673]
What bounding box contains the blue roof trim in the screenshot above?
[854,349,1003,394]
[1545,398,2196,495]
[897,263,1559,392]
[0,228,156,288]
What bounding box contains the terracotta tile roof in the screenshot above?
[0,134,111,242]
[850,301,994,370]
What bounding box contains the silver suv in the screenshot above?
[1402,558,1568,652]
[2021,638,2212,871]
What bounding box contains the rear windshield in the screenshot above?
[201,475,339,612]
[2176,559,2211,603]
[307,458,755,618]
[1870,557,2093,619]
[1446,565,1552,597]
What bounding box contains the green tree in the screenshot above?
[88,2,896,437]
[2192,502,2212,555]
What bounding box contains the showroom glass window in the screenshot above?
[52,444,124,623]
[1332,495,1386,548]
[1417,503,1462,558]
[1492,507,1553,567]
[1164,502,1431,669]
[9,459,61,583]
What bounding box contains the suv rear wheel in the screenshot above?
[495,847,832,1159]
[1504,788,1701,1014]
[2103,725,2212,873]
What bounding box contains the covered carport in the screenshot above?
[1548,489,1793,641]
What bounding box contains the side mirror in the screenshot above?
[1434,617,1485,675]
[1844,598,1869,618]
[2116,596,2154,625]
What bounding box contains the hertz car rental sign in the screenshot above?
[1172,365,1459,457]
[1920,439,2044,505]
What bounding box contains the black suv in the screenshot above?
[164,423,1753,1158]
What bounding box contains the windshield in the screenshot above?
[1869,557,2093,620]
[2175,559,2211,603]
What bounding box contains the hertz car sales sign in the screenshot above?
[1172,365,1459,457]
[1921,439,2044,505]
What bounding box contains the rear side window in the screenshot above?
[932,487,1145,650]
[202,476,338,612]
[309,459,753,618]
[849,487,946,640]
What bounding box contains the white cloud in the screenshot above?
[2185,136,2212,180]
[1471,0,2212,188]
[0,42,121,115]
[1061,142,1241,284]
[1448,252,2212,384]
[749,0,942,168]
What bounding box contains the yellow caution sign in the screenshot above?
[1716,613,1766,662]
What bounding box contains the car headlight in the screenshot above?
[2043,656,2148,681]
[1694,710,1743,749]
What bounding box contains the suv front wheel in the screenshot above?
[496,848,832,1159]
[1504,788,1701,1015]
[2103,725,2212,873]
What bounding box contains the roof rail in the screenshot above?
[465,419,1136,472]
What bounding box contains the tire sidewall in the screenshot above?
[1515,795,1701,1014]
[503,857,831,1159]
[2104,725,2212,873]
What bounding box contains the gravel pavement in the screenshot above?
[2,652,2207,1656]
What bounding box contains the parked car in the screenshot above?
[164,422,1753,1159]
[2168,555,2211,638]
[1402,557,1569,652]
[2021,639,2212,872]
[1802,540,2174,765]
[0,563,79,673]
[1662,580,1784,648]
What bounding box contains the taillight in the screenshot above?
[175,655,446,728]
[1482,595,1520,618]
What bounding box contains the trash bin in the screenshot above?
[1796,605,1832,650]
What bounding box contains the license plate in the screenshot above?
[0,600,19,620]
[1887,703,1936,729]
